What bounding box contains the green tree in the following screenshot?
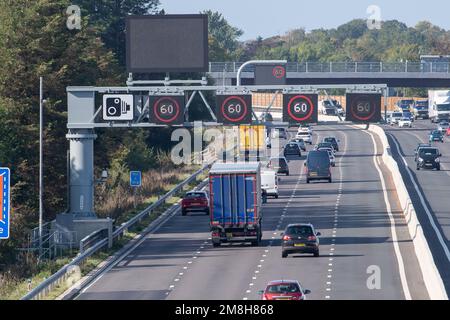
[0,0,120,267]
[203,10,243,61]
[74,0,161,66]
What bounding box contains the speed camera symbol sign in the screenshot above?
[103,94,134,121]
[283,94,318,123]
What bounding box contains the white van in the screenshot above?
[261,170,279,199]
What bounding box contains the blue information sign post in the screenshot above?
[130,171,142,187]
[130,171,142,209]
[0,168,11,240]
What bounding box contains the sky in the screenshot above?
[160,0,450,40]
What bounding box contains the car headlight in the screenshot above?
[435,158,440,163]
[418,158,424,162]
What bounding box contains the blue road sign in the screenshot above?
[130,171,142,187]
[0,168,10,240]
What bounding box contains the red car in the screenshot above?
[446,127,450,136]
[181,191,209,216]
[258,280,311,300]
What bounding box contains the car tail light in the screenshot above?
[282,235,291,241]
[211,221,219,226]
[212,232,220,237]
[307,236,316,241]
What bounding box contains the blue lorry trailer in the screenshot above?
[209,162,262,247]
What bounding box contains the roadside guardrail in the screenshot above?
[21,146,219,300]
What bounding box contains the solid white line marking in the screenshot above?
[388,133,450,264]
[362,129,412,300]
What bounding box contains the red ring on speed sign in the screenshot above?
[350,96,376,121]
[287,95,315,121]
[221,96,248,122]
[273,66,286,79]
[153,97,181,123]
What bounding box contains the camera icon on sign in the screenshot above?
[103,94,134,120]
[106,98,131,117]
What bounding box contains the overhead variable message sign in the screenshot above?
[345,93,382,123]
[103,94,134,121]
[283,94,318,124]
[126,15,209,73]
[148,95,185,125]
[0,168,10,240]
[216,94,253,125]
[255,64,287,85]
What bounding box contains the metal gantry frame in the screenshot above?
[66,83,388,219]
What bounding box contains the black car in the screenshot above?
[414,143,432,162]
[323,137,339,152]
[416,147,441,170]
[268,157,290,176]
[284,143,302,157]
[305,151,332,183]
[281,224,321,258]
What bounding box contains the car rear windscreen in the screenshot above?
[267,284,300,293]
[186,192,206,198]
[286,225,314,236]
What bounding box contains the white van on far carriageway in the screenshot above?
[261,170,279,199]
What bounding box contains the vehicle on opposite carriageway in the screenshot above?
[437,121,450,133]
[387,112,404,125]
[416,147,442,171]
[414,143,432,162]
[429,130,444,143]
[398,117,413,128]
[413,100,429,120]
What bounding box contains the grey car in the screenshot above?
[281,223,321,258]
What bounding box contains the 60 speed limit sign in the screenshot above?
[216,94,252,125]
[283,94,318,123]
[149,95,185,125]
[345,93,382,123]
